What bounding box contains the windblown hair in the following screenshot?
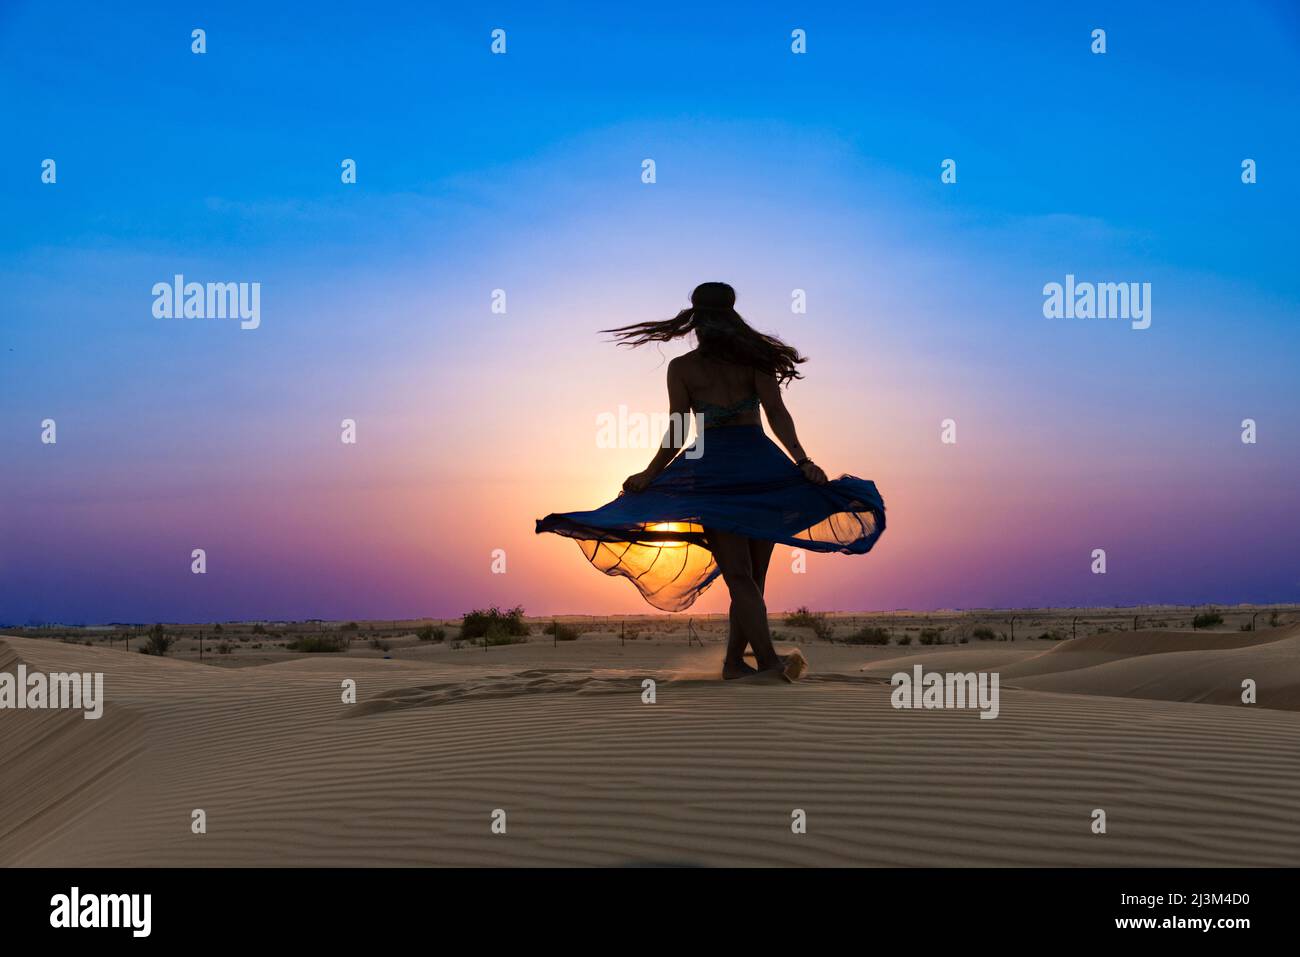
[601,282,806,385]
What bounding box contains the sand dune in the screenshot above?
[862,626,1300,710]
[3,631,1299,867]
[998,627,1290,680]
[1010,632,1300,710]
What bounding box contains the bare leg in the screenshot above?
[726,539,775,670]
[708,528,782,675]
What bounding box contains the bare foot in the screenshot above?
[722,660,759,680]
[780,650,808,682]
[753,652,805,681]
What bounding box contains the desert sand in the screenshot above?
[3,615,1299,867]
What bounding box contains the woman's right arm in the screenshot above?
[755,371,828,484]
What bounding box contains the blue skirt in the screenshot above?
[535,424,886,611]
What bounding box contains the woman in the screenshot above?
[536,282,885,681]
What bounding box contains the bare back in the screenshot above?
[677,350,762,426]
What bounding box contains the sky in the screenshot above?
[2,1,1298,623]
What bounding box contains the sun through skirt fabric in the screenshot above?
[535,424,885,611]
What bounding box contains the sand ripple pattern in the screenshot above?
[3,632,1298,867]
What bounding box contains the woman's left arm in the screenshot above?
[622,358,692,493]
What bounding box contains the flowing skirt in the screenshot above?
[535,424,886,611]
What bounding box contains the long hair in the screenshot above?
[601,282,806,385]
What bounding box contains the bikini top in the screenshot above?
[693,394,760,425]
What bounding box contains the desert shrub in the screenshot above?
[287,634,347,653]
[213,623,224,634]
[251,623,267,635]
[1269,611,1281,627]
[461,606,528,640]
[1193,611,1223,629]
[918,628,944,646]
[217,642,233,655]
[783,606,834,641]
[370,638,391,651]
[140,624,177,656]
[784,606,819,628]
[897,635,912,646]
[1239,622,1253,632]
[972,627,997,641]
[843,626,891,646]
[482,622,528,646]
[543,621,580,641]
[341,621,360,632]
[417,625,446,642]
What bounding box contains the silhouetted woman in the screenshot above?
[536,282,885,681]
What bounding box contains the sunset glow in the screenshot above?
[2,2,1297,623]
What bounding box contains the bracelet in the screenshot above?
[795,457,813,467]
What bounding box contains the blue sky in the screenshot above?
[2,1,1298,622]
